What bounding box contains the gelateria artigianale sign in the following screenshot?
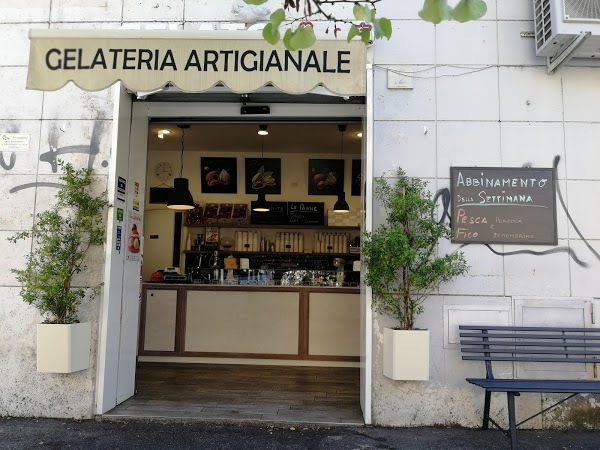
[26,30,366,96]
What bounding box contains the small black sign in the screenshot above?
[450,167,557,245]
[250,201,288,225]
[288,202,325,226]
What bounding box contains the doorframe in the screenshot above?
[95,92,374,422]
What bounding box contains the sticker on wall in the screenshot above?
[116,226,122,253]
[117,176,126,202]
[0,133,29,152]
[134,181,139,197]
[126,211,142,261]
[132,198,140,212]
[116,208,124,222]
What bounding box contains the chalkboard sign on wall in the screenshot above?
[450,167,557,245]
[250,201,288,225]
[288,202,325,226]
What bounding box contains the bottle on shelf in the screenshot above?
[209,250,221,282]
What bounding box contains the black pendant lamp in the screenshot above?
[167,124,195,210]
[333,124,350,213]
[252,124,270,212]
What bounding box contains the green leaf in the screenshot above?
[418,0,452,24]
[243,0,268,4]
[452,0,487,23]
[269,8,286,28]
[360,28,371,45]
[379,18,393,40]
[372,19,383,39]
[347,24,360,43]
[262,23,280,45]
[353,5,371,22]
[283,28,295,50]
[289,26,316,50]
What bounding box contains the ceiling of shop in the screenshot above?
[147,122,363,154]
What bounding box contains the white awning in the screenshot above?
[27,30,366,96]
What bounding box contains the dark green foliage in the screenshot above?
[9,162,109,324]
[362,168,468,330]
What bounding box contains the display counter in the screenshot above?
[139,282,360,364]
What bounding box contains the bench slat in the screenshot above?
[466,378,600,394]
[460,332,600,340]
[461,348,600,356]
[459,325,600,332]
[462,355,597,363]
[459,340,600,348]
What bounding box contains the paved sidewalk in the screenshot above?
[1,418,600,449]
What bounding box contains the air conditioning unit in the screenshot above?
[534,0,600,58]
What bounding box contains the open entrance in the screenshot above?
[99,92,373,425]
[25,29,373,424]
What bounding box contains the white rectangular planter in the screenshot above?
[37,322,91,373]
[383,328,430,381]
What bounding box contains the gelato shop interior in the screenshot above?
[117,119,366,423]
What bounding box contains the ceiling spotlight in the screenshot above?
[257,124,269,136]
[356,132,363,138]
[158,129,171,139]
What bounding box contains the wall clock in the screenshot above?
[154,161,174,182]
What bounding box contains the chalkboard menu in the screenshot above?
[250,201,288,225]
[288,202,325,226]
[450,167,557,245]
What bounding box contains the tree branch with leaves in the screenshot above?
[9,163,109,324]
[243,0,487,50]
[362,168,468,330]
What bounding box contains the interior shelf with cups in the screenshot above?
[183,225,361,276]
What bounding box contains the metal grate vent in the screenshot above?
[565,0,600,20]
[534,0,553,50]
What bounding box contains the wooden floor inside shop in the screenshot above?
[105,363,363,425]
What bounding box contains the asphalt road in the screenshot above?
[1,418,599,449]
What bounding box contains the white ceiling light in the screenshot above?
[158,129,171,139]
[356,132,363,138]
[257,124,269,136]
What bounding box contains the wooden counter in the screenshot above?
[139,284,360,363]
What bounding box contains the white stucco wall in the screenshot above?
[1,0,599,425]
[370,1,600,429]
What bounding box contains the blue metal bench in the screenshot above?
[459,325,600,450]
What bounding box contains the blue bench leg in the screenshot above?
[482,390,491,430]
[507,392,518,450]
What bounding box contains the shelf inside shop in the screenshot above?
[183,250,359,257]
[184,223,359,231]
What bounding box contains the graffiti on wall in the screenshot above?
[4,120,109,194]
[435,156,598,269]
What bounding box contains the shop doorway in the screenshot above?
[96,85,374,424]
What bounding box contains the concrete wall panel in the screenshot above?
[0,120,42,175]
[0,67,44,120]
[373,20,435,65]
[499,67,563,122]
[0,0,50,23]
[42,85,114,121]
[373,66,436,121]
[436,21,498,65]
[0,24,49,67]
[373,120,436,178]
[497,21,541,66]
[436,66,499,121]
[565,123,600,180]
[38,120,113,176]
[49,0,123,23]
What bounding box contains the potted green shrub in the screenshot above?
[9,162,109,373]
[362,167,468,380]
